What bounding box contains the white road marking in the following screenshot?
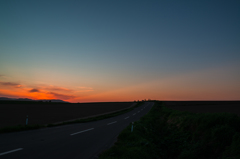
[0,148,23,156]
[70,128,94,136]
[107,121,117,125]
[124,116,129,119]
[133,113,136,115]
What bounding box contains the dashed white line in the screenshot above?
[133,113,136,115]
[70,128,94,136]
[107,121,117,125]
[0,148,23,156]
[124,116,129,119]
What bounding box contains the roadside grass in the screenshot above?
[0,102,143,133]
[99,101,240,159]
[0,124,43,133]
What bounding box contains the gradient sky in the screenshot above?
[0,0,240,102]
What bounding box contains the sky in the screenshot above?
[0,0,240,102]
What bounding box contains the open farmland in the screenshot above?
[164,101,240,116]
[0,102,134,128]
[100,101,240,158]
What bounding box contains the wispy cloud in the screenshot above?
[78,87,93,90]
[37,85,73,92]
[29,88,40,92]
[48,86,72,92]
[48,92,76,100]
[0,75,12,80]
[0,82,93,102]
[0,92,20,99]
[0,81,22,88]
[77,86,94,92]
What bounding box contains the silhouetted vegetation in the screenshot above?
[0,100,67,104]
[0,124,43,133]
[99,101,240,158]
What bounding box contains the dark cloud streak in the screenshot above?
[0,81,22,88]
[47,87,72,92]
[29,88,40,92]
[48,92,75,100]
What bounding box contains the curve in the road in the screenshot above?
[0,102,154,159]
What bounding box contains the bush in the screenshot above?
[99,101,240,159]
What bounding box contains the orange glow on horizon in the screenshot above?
[0,88,54,100]
[1,65,240,103]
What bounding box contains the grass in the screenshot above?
[0,102,143,133]
[99,101,240,159]
[0,124,43,133]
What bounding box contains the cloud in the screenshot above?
[0,81,22,88]
[76,90,94,93]
[48,92,76,100]
[0,92,20,99]
[48,86,72,92]
[37,85,73,92]
[29,88,40,93]
[78,87,93,90]
[76,86,94,92]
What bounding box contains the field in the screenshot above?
[164,101,240,116]
[100,101,240,159]
[0,102,134,128]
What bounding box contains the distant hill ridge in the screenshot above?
[0,97,68,103]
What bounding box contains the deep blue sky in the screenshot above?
[0,0,240,102]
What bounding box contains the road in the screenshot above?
[0,102,154,159]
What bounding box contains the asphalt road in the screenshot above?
[0,102,154,159]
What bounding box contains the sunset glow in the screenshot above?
[0,1,240,102]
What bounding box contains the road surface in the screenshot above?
[0,102,154,159]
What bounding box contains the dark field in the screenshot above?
[100,101,240,158]
[0,102,134,128]
[164,101,240,116]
